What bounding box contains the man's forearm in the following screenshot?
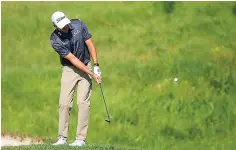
[64,53,94,76]
[85,39,98,64]
[71,57,94,76]
[89,47,98,64]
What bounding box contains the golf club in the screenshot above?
[99,83,111,123]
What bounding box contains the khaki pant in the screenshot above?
[58,62,92,141]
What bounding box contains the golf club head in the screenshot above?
[105,119,111,123]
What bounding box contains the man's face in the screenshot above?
[57,25,69,33]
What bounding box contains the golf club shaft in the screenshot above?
[99,83,110,120]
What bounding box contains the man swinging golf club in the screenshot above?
[49,11,102,146]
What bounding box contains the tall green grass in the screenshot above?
[2,1,236,150]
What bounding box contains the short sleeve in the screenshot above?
[81,21,92,41]
[50,39,70,58]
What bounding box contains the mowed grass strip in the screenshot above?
[1,144,148,150]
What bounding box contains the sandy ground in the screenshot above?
[1,135,43,147]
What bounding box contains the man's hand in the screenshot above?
[94,66,102,77]
[92,73,101,84]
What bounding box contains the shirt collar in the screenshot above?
[68,23,73,30]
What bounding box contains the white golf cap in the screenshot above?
[51,11,71,29]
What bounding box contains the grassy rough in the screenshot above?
[2,1,236,150]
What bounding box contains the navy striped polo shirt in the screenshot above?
[50,19,92,66]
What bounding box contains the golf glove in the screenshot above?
[94,66,102,77]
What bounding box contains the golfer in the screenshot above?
[49,11,101,146]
